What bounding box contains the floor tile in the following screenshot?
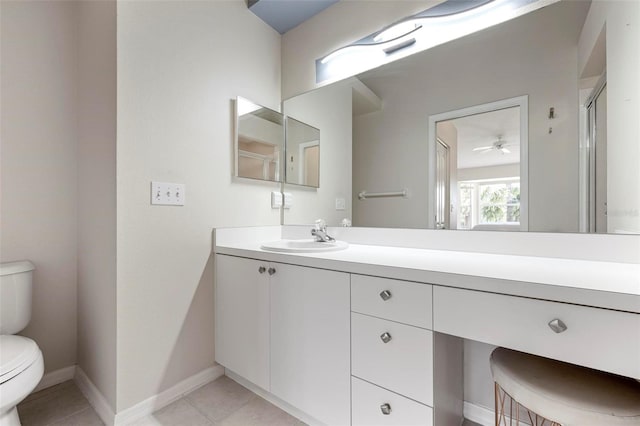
[143,399,214,426]
[49,407,104,426]
[217,396,305,426]
[18,380,90,426]
[185,376,255,423]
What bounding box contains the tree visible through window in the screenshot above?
[458,179,520,229]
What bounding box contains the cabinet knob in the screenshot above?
[380,403,392,415]
[258,266,266,274]
[380,332,392,344]
[379,290,392,301]
[548,318,567,333]
[268,267,276,276]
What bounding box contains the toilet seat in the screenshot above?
[0,335,40,384]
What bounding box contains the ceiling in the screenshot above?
[443,107,521,169]
[248,0,339,34]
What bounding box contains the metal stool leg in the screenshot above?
[494,382,562,426]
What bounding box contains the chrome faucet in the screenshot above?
[311,219,335,242]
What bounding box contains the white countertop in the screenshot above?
[215,240,640,313]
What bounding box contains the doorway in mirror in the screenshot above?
[430,96,528,231]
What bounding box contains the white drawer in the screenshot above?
[351,274,432,329]
[434,286,640,379]
[352,377,433,426]
[352,312,433,405]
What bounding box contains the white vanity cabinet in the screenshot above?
[434,286,640,379]
[215,254,351,426]
[351,275,439,426]
[215,254,270,390]
[214,229,638,426]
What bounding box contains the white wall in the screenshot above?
[579,1,640,234]
[458,164,520,182]
[352,2,584,232]
[1,0,78,374]
[116,0,281,411]
[282,81,353,227]
[77,0,118,409]
[281,0,439,99]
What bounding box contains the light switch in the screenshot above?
[271,191,283,209]
[335,198,346,211]
[151,181,185,206]
[283,192,293,209]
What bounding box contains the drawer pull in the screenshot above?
[258,266,266,274]
[268,267,276,276]
[548,318,567,333]
[380,403,392,415]
[379,290,392,301]
[380,332,392,343]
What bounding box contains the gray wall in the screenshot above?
[1,0,79,375]
[77,0,118,409]
[116,0,282,411]
[283,81,353,226]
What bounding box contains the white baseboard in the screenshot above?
[75,367,116,426]
[33,365,77,393]
[114,365,224,426]
[225,370,323,426]
[464,401,494,426]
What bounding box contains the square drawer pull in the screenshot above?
[548,318,567,333]
[379,290,392,301]
[380,403,392,415]
[380,332,392,343]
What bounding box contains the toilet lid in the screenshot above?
[0,335,40,383]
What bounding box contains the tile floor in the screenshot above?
[18,376,303,426]
[18,376,482,426]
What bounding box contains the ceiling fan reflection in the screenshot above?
[472,137,516,154]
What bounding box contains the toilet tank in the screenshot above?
[0,261,35,335]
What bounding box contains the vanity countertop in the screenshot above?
[215,240,640,314]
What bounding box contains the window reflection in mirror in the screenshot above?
[235,97,284,182]
[286,117,320,188]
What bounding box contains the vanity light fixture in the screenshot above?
[316,0,541,84]
[320,24,422,65]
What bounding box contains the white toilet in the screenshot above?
[0,261,44,426]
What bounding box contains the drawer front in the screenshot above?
[352,275,432,329]
[352,313,433,405]
[352,377,433,426]
[434,286,640,379]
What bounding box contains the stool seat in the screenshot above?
[490,348,640,425]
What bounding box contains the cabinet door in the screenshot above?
[215,255,270,390]
[270,263,350,426]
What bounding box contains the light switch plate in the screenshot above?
[271,191,283,209]
[151,181,185,206]
[283,192,293,209]
[335,198,346,210]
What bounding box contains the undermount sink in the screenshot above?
[260,239,349,253]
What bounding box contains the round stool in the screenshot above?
[490,347,640,426]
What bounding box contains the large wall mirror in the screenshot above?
[282,0,640,234]
[235,96,284,182]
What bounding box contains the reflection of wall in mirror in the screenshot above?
[437,121,458,230]
[283,82,352,226]
[238,139,278,181]
[353,2,586,232]
[285,118,319,187]
[237,113,282,181]
[303,144,320,187]
[579,1,640,234]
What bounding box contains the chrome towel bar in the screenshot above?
[358,189,409,200]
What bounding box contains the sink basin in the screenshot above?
[260,239,348,253]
